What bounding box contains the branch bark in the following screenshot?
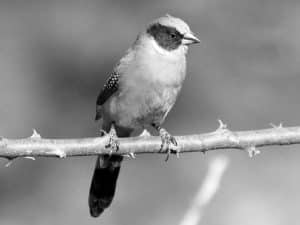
[0,122,300,160]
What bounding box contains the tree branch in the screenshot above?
[0,122,300,161]
[179,156,229,225]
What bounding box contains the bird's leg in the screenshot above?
[105,123,120,153]
[152,124,178,161]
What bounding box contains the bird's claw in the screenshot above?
[105,136,119,154]
[105,126,119,153]
[159,128,179,161]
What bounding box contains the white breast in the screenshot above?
[136,36,187,86]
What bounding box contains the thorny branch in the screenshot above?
[0,121,300,166]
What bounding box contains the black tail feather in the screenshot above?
[88,155,123,217]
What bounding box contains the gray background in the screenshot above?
[0,0,299,224]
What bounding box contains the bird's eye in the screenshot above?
[170,33,176,39]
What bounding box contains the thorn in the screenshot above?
[247,146,260,158]
[31,129,41,139]
[52,149,66,158]
[5,159,14,167]
[124,152,136,159]
[217,119,227,131]
[140,129,151,137]
[124,154,135,158]
[129,152,136,159]
[24,156,35,161]
[270,122,283,129]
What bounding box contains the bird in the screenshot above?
[89,14,200,217]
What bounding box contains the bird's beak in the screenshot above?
[182,32,200,45]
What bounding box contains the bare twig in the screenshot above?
[179,156,229,225]
[0,122,300,160]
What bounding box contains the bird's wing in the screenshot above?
[95,71,120,120]
[96,71,120,105]
[95,47,135,121]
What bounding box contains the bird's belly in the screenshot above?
[106,85,180,129]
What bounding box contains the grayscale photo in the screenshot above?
[0,1,299,225]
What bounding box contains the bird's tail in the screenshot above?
[88,154,123,217]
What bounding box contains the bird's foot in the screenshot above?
[159,128,179,161]
[105,125,119,153]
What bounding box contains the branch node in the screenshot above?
[30,129,41,139]
[246,146,260,158]
[215,120,239,145]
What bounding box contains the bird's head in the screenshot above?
[140,14,200,55]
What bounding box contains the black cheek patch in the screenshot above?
[147,23,184,51]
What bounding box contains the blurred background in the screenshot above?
[0,0,299,224]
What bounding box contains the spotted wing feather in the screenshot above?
[95,71,120,120]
